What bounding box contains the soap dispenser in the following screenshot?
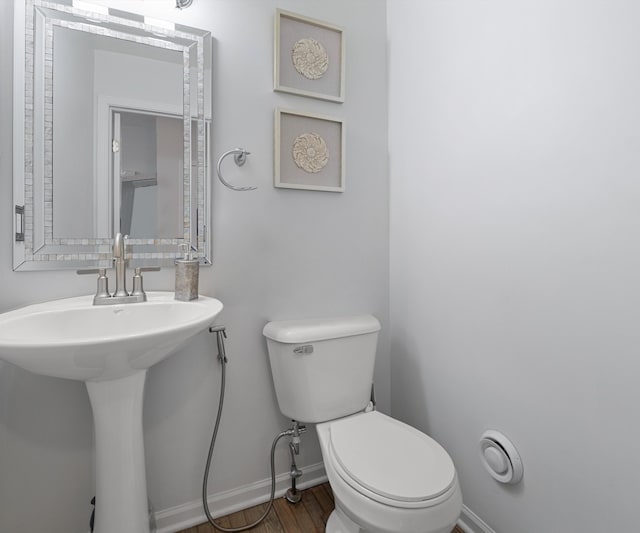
[175,243,199,301]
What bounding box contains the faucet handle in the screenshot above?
[131,267,160,299]
[77,268,101,275]
[77,268,110,301]
[137,266,161,273]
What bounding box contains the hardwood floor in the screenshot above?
[177,483,464,533]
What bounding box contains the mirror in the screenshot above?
[13,0,212,270]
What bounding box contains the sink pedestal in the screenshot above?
[86,371,150,533]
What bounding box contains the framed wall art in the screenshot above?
[274,9,345,103]
[275,108,345,192]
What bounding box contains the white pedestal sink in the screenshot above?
[0,291,223,533]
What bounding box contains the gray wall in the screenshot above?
[389,1,640,531]
[0,1,389,531]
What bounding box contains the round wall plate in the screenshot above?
[479,430,523,484]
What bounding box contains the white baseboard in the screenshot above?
[457,505,496,533]
[153,462,327,533]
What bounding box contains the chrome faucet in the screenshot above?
[77,233,160,305]
[112,232,128,298]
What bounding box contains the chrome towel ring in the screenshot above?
[216,148,257,191]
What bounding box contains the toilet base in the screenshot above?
[325,499,458,533]
[326,503,362,533]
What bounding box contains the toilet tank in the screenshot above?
[263,315,381,423]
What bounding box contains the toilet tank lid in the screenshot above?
[263,315,381,343]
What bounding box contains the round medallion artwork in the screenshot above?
[291,38,329,80]
[292,133,329,173]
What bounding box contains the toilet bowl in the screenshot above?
[317,411,462,533]
[263,315,462,533]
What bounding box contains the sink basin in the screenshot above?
[0,291,223,533]
[0,291,223,381]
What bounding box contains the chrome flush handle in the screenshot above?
[293,345,314,355]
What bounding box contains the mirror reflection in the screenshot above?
[116,111,184,239]
[53,25,184,240]
[13,0,212,270]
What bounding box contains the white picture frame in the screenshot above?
[274,9,345,103]
[274,108,345,192]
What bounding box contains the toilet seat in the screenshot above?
[327,411,456,509]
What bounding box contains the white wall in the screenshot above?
[0,1,389,532]
[389,1,640,532]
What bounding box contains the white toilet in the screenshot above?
[263,315,462,533]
